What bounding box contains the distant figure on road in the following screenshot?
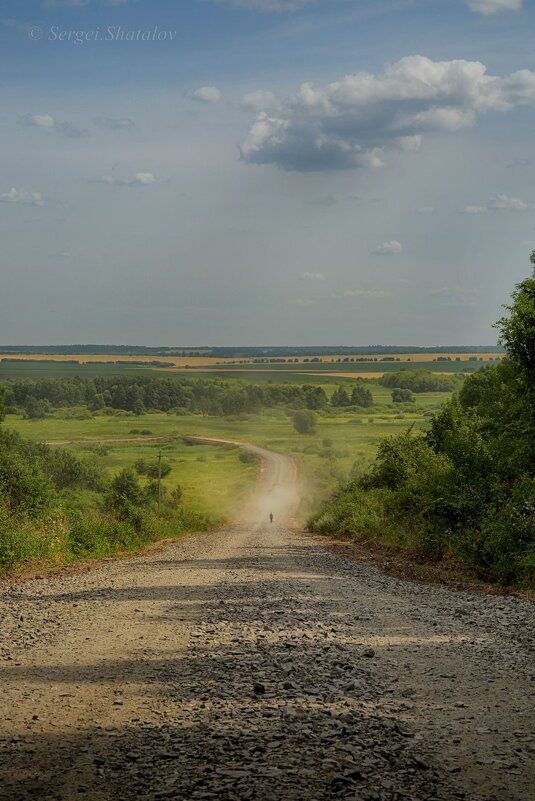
[269,513,274,524]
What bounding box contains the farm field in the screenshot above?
[0,353,501,381]
[5,382,452,521]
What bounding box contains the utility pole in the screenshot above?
[157,450,162,511]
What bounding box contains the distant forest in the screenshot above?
[0,344,504,357]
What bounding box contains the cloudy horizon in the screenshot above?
[1,0,534,346]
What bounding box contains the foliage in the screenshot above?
[380,370,458,393]
[351,386,373,407]
[292,409,317,435]
[310,253,535,587]
[3,375,331,418]
[495,251,535,381]
[391,388,415,404]
[134,458,172,479]
[331,387,351,407]
[239,450,258,464]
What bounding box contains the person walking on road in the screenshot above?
[269,513,274,524]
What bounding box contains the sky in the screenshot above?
[1,0,534,346]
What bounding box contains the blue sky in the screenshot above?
[1,0,534,345]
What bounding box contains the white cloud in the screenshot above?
[241,91,278,113]
[417,206,436,214]
[20,113,56,129]
[466,0,522,15]
[223,0,313,11]
[95,172,157,186]
[19,113,87,138]
[462,193,528,213]
[487,193,528,210]
[241,55,535,172]
[191,86,222,104]
[93,116,135,130]
[372,240,402,256]
[0,188,45,206]
[300,271,325,281]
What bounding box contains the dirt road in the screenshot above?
[0,444,533,801]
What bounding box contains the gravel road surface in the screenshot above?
[0,444,533,801]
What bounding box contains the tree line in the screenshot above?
[2,376,375,418]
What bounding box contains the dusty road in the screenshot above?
[0,444,534,801]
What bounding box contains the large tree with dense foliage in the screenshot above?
[310,253,535,586]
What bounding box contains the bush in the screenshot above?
[239,450,258,464]
[292,409,317,435]
[0,437,56,518]
[105,469,148,523]
[392,388,415,404]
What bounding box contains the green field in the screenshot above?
[0,356,501,382]
[5,381,451,521]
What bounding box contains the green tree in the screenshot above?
[331,387,351,407]
[292,409,317,435]
[392,388,414,403]
[495,251,535,384]
[105,468,147,517]
[351,386,373,407]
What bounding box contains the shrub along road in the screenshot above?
[0,443,533,801]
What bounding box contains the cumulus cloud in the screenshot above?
[300,271,325,281]
[240,55,535,172]
[20,113,56,129]
[95,172,157,186]
[372,240,402,256]
[241,91,278,113]
[190,86,222,104]
[222,0,313,11]
[19,113,87,138]
[0,188,45,206]
[466,0,522,15]
[462,193,528,213]
[487,193,528,210]
[93,116,135,130]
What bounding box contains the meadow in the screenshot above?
[6,380,452,522]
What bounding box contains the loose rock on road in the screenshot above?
[0,444,533,801]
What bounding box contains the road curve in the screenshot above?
[184,436,300,525]
[0,443,533,801]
